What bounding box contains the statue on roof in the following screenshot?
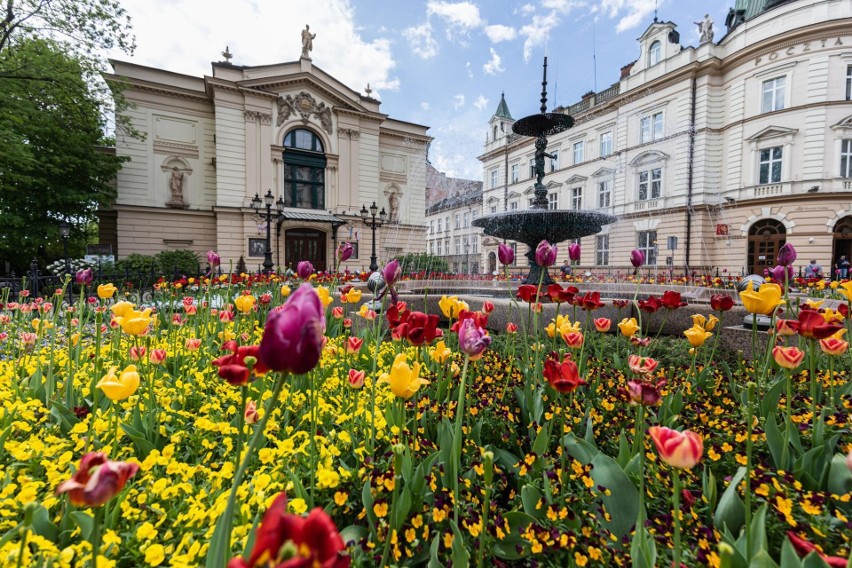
[695,14,714,44]
[301,25,316,59]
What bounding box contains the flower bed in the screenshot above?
[0,245,850,567]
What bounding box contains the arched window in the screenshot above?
[747,219,786,275]
[833,216,852,269]
[282,129,326,210]
[493,125,498,141]
[648,41,661,67]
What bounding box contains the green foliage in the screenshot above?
[394,252,449,275]
[155,250,200,277]
[236,255,248,275]
[0,38,127,272]
[114,254,158,274]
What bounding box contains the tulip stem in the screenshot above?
[89,505,103,568]
[309,372,317,507]
[85,311,103,453]
[452,355,471,527]
[672,468,682,568]
[745,382,755,556]
[234,385,247,475]
[809,340,818,433]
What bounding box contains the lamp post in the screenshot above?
[464,240,470,275]
[59,221,71,275]
[251,190,278,274]
[360,201,386,272]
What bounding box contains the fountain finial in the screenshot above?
[540,56,548,114]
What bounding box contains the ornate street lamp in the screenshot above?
[251,190,276,274]
[360,201,387,272]
[59,220,71,275]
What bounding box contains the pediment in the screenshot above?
[746,126,798,141]
[545,180,562,189]
[565,175,587,185]
[629,150,670,167]
[831,115,852,130]
[592,167,615,178]
[523,185,537,195]
[507,190,521,199]
[237,72,374,116]
[486,196,500,204]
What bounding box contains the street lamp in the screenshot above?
[464,239,470,275]
[59,221,71,275]
[251,190,278,274]
[360,201,387,272]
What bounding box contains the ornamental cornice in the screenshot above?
[105,75,211,103]
[244,110,273,124]
[338,127,360,140]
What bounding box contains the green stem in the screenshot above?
[85,311,103,453]
[15,526,28,568]
[452,356,471,526]
[234,386,248,474]
[309,373,317,507]
[745,382,755,556]
[809,340,818,433]
[672,469,682,568]
[89,506,103,568]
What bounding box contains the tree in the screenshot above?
[0,38,126,272]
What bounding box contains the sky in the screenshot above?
[108,0,736,180]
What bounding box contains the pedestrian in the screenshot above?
[560,259,572,278]
[804,259,823,279]
[837,255,850,279]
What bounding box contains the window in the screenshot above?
[429,221,433,235]
[282,128,326,209]
[429,241,434,255]
[437,240,442,255]
[598,180,611,208]
[847,65,852,101]
[600,131,612,157]
[445,216,449,232]
[453,262,459,273]
[758,147,782,184]
[437,218,442,233]
[455,238,461,255]
[637,231,658,265]
[490,169,498,189]
[472,237,479,253]
[511,164,519,183]
[510,201,518,211]
[648,40,661,67]
[640,112,663,143]
[571,187,582,210]
[463,212,469,228]
[596,235,609,266]
[444,238,449,253]
[550,150,560,172]
[842,140,852,178]
[762,77,785,113]
[573,141,584,164]
[548,193,558,210]
[638,168,662,200]
[455,214,461,229]
[490,205,497,214]
[529,158,536,178]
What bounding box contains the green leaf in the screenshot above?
[69,511,94,541]
[563,433,598,465]
[521,484,545,521]
[801,553,832,568]
[427,533,442,568]
[765,415,786,470]
[531,422,549,457]
[339,525,368,548]
[120,423,157,459]
[630,504,656,568]
[747,504,769,559]
[827,453,852,499]
[749,549,780,568]
[714,467,747,534]
[205,509,230,568]
[49,403,79,435]
[779,537,803,568]
[392,488,412,531]
[450,520,470,567]
[30,504,57,541]
[589,452,639,538]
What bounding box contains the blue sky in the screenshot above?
[111,0,735,179]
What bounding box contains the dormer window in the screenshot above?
[648,41,661,67]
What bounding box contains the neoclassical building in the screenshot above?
[478,0,852,278]
[101,44,430,272]
[424,163,484,274]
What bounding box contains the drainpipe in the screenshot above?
[685,74,697,276]
[503,134,509,213]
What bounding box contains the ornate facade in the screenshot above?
[478,0,852,278]
[102,51,430,272]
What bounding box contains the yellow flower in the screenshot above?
[280,284,291,298]
[822,308,845,324]
[96,365,140,401]
[617,317,639,337]
[836,280,852,301]
[110,301,135,318]
[288,498,307,514]
[684,324,712,347]
[31,318,54,331]
[113,307,153,335]
[430,340,452,364]
[316,286,333,308]
[378,353,429,399]
[97,283,117,299]
[342,288,362,303]
[136,522,157,540]
[803,299,824,310]
[234,295,256,314]
[439,295,468,318]
[374,502,388,518]
[144,543,165,566]
[739,281,784,315]
[334,491,348,506]
[691,314,718,332]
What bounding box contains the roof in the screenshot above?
[426,187,483,215]
[278,211,345,225]
[494,93,513,120]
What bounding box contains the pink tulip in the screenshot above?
[348,369,366,389]
[458,318,491,361]
[56,452,139,507]
[337,242,354,263]
[382,259,401,286]
[648,426,703,469]
[630,249,645,268]
[297,261,314,280]
[207,250,221,267]
[568,242,581,262]
[534,240,557,267]
[498,243,514,266]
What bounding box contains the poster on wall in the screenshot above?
[248,238,266,258]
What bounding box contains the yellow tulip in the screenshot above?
[618,317,639,338]
[803,299,824,310]
[836,280,852,301]
[822,308,845,324]
[32,318,54,331]
[691,314,719,332]
[430,340,452,364]
[439,296,468,319]
[738,281,784,315]
[110,301,135,318]
[378,353,429,399]
[280,285,291,298]
[683,325,712,347]
[97,283,117,299]
[316,286,333,308]
[234,295,256,314]
[113,307,153,335]
[343,288,362,303]
[96,365,140,401]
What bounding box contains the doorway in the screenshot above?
[832,217,852,274]
[747,219,785,276]
[488,251,497,275]
[285,228,327,272]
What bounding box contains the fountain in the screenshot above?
[473,57,616,285]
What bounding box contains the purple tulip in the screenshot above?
[382,259,401,286]
[259,283,325,375]
[776,243,797,267]
[534,240,558,267]
[297,261,314,280]
[75,268,93,286]
[207,250,221,267]
[337,242,354,263]
[568,243,581,262]
[630,249,645,268]
[458,318,492,361]
[498,243,514,266]
[769,264,794,285]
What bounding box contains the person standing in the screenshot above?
[836,255,850,279]
[804,259,823,279]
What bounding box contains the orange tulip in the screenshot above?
[648,426,703,469]
[593,318,611,333]
[772,345,805,370]
[819,337,848,357]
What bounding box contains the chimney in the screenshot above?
[620,61,635,79]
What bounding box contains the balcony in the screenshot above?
[634,199,661,212]
[752,183,785,198]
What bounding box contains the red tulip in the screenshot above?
[593,318,611,333]
[543,352,586,394]
[212,341,269,386]
[506,322,518,333]
[331,306,344,319]
[612,299,629,309]
[789,309,845,340]
[562,330,584,349]
[638,296,662,314]
[56,452,139,507]
[228,493,349,568]
[575,291,604,311]
[775,319,797,337]
[786,532,847,568]
[625,380,663,406]
[259,284,325,375]
[482,301,494,314]
[516,285,540,303]
[660,290,687,310]
[628,354,659,375]
[345,336,363,355]
[397,311,441,346]
[648,426,703,469]
[710,294,734,312]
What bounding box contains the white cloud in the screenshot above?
[453,94,465,110]
[542,0,584,14]
[421,101,431,111]
[403,22,439,59]
[473,95,489,111]
[483,48,504,75]
[108,0,398,100]
[595,0,661,33]
[519,11,561,62]
[484,24,516,43]
[518,3,536,16]
[426,1,484,33]
[465,61,473,79]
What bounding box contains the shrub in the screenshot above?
[156,249,200,277]
[394,252,449,275]
[115,254,158,274]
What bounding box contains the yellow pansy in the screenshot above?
[113,307,153,335]
[97,283,117,299]
[96,365,140,401]
[739,281,784,315]
[378,353,429,399]
[617,317,639,338]
[430,340,452,364]
[683,324,712,347]
[144,543,165,566]
[234,295,256,314]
